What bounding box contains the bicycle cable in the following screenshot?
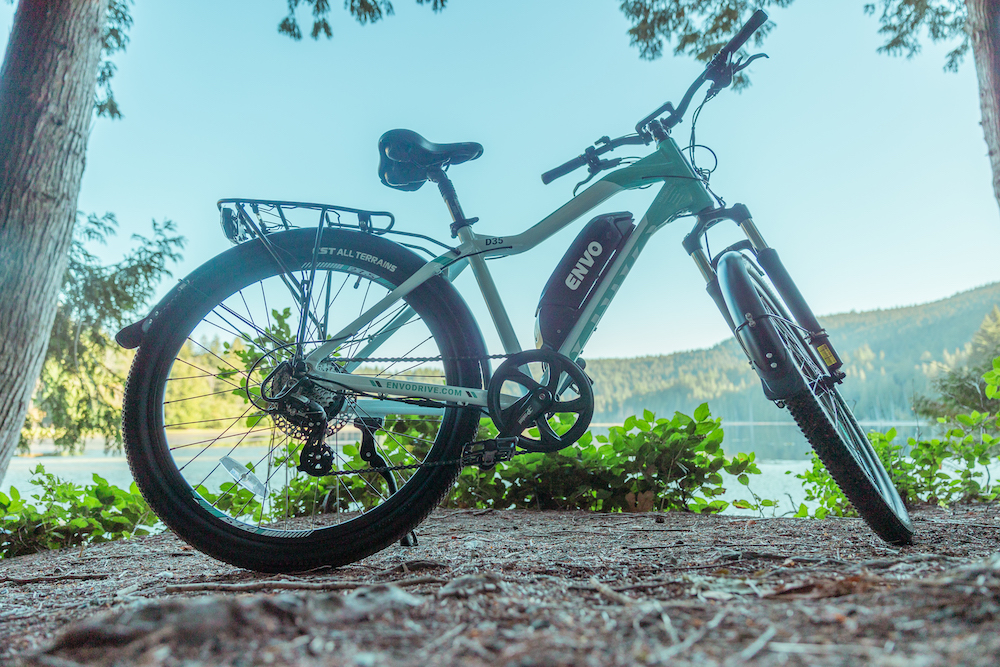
[686,89,727,207]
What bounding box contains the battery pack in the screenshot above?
[535,211,634,350]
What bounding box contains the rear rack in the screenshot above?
[216,198,454,259]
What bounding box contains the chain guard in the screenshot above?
[486,349,594,453]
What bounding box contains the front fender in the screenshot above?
[716,252,804,400]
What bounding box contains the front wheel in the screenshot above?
[721,253,914,545]
[122,228,488,572]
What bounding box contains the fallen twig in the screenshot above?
[665,562,745,571]
[715,550,789,562]
[22,653,88,667]
[655,608,729,660]
[768,642,882,656]
[376,560,449,577]
[613,579,673,592]
[726,625,777,666]
[660,608,680,645]
[416,623,467,657]
[164,574,445,594]
[588,576,636,606]
[1,574,111,585]
[783,556,849,565]
[624,528,693,533]
[858,553,962,570]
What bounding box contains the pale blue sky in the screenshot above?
[2,1,997,358]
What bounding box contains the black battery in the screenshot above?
[535,211,634,350]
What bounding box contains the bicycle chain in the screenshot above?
[304,351,552,475]
[320,455,461,477]
[319,440,519,477]
[324,352,514,365]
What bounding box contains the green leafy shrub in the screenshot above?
[913,308,1000,428]
[794,419,999,518]
[0,465,158,559]
[446,405,771,514]
[985,356,1000,401]
[796,356,1000,518]
[2,406,766,559]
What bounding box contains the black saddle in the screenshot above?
[378,129,483,191]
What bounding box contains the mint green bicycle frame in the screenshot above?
[305,136,716,413]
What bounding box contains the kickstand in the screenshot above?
[400,531,418,547]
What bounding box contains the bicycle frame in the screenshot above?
[301,136,716,410]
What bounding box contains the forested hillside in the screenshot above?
[586,281,1000,424]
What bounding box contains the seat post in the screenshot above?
[427,166,478,238]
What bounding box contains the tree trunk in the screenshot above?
[967,0,1000,214]
[0,0,108,483]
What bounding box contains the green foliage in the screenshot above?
[619,1,968,77]
[445,406,771,514]
[193,415,431,524]
[20,214,184,454]
[863,1,969,72]
[278,0,447,40]
[914,307,1000,427]
[985,356,1000,401]
[0,465,157,559]
[618,0,788,90]
[795,415,1000,518]
[96,0,133,118]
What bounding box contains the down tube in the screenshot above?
[557,175,714,360]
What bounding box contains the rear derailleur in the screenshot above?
[267,394,334,476]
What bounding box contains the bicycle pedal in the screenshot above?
[462,437,518,470]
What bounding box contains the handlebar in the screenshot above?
[541,154,588,186]
[645,8,768,132]
[717,9,768,61]
[542,9,769,185]
[541,135,647,185]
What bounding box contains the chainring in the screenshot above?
[486,349,594,453]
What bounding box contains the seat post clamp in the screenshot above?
[450,217,480,238]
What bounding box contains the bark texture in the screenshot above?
[968,0,1000,214]
[0,0,108,482]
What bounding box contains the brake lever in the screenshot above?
[705,52,769,94]
[573,157,623,196]
[733,52,769,73]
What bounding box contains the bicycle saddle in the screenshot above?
[378,129,483,191]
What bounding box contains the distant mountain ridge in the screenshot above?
[586,281,1000,425]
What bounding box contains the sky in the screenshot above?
[2,1,997,359]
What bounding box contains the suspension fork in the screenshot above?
[682,204,845,375]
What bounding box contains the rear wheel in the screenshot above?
[740,258,913,544]
[122,228,487,572]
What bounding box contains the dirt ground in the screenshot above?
[2,506,999,667]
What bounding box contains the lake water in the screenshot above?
[0,422,961,518]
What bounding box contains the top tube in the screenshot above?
[495,136,714,257]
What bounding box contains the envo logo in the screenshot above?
[564,242,603,290]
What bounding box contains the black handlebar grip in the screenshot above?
[541,154,587,185]
[719,9,768,58]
